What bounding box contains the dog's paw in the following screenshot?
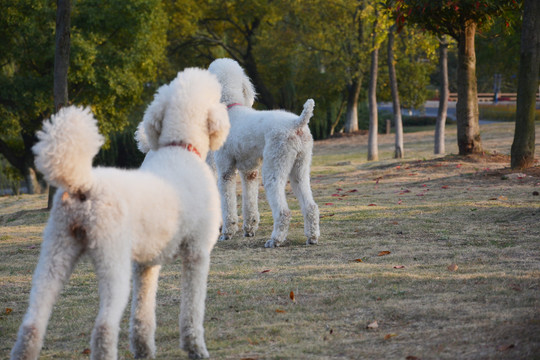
[188,347,209,359]
[218,234,231,241]
[306,237,318,245]
[244,230,255,237]
[264,238,285,248]
[181,337,209,359]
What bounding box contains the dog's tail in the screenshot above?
[33,106,104,194]
[294,99,315,129]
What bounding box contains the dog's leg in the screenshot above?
[240,169,260,237]
[129,263,161,359]
[89,241,131,360]
[179,243,210,359]
[217,165,238,241]
[11,224,84,360]
[262,155,294,248]
[289,156,320,245]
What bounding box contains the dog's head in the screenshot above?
[136,68,230,156]
[208,58,256,107]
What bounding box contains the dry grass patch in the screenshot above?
[1,122,539,359]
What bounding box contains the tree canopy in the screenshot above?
[0,0,167,190]
[0,0,531,192]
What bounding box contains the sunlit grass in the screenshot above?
[479,103,540,122]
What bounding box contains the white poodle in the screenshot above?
[208,58,320,248]
[10,68,230,360]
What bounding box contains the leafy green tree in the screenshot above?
[397,0,521,155]
[172,0,289,109]
[295,0,378,134]
[0,0,166,192]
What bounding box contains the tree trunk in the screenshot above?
[344,78,362,133]
[434,36,449,155]
[24,167,42,194]
[456,21,482,155]
[244,54,275,109]
[367,32,379,161]
[511,0,539,169]
[49,0,71,209]
[329,98,346,136]
[387,26,403,159]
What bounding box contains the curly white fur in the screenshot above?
[10,68,229,360]
[208,58,320,248]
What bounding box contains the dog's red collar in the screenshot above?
[227,103,243,109]
[166,142,201,158]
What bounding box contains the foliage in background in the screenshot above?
[0,0,530,184]
[0,0,167,192]
[377,25,438,110]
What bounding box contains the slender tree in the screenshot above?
[387,24,404,158]
[434,36,450,155]
[49,0,71,208]
[367,17,380,161]
[511,0,540,169]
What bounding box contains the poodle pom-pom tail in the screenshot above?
[295,99,315,128]
[33,106,104,193]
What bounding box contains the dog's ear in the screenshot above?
[135,121,151,153]
[142,84,169,150]
[242,76,256,107]
[207,103,230,151]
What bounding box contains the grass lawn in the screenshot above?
[1,122,539,359]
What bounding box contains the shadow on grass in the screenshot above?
[0,208,49,227]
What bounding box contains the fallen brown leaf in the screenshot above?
[290,291,296,302]
[275,309,286,313]
[384,333,397,340]
[405,356,421,360]
[393,265,405,269]
[353,258,363,262]
[5,308,13,315]
[260,269,271,273]
[81,348,91,355]
[367,320,378,329]
[319,213,335,219]
[447,264,459,272]
[497,343,515,352]
[378,251,391,256]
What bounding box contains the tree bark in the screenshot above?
[456,21,482,155]
[49,0,71,208]
[329,98,346,136]
[367,27,379,161]
[344,78,362,133]
[243,53,275,109]
[434,36,449,155]
[387,26,403,159]
[25,167,42,194]
[511,0,539,169]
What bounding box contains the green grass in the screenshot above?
[1,122,540,359]
[479,103,540,122]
